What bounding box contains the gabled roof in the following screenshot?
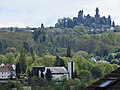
[0,63,5,67]
[0,63,14,72]
[86,67,120,90]
[45,67,68,74]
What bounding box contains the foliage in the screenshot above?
[0,22,120,89]
[46,68,52,81]
[78,69,92,83]
[19,48,27,73]
[54,56,65,66]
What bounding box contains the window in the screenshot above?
[99,80,114,87]
[98,78,118,89]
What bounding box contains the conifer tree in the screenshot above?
[66,44,71,57]
[46,68,52,81]
[19,48,27,73]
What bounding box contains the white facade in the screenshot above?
[68,61,75,79]
[0,71,11,79]
[52,74,68,80]
[38,67,69,80]
[0,63,16,79]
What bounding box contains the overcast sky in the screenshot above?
[0,0,120,27]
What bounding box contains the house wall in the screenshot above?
[0,72,11,79]
[68,61,75,79]
[52,73,68,80]
[32,66,45,77]
[11,71,16,79]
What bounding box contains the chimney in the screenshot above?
[68,61,75,79]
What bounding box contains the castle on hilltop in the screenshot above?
[55,7,115,29]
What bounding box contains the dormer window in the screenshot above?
[1,63,5,67]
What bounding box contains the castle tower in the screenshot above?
[78,10,83,18]
[95,7,100,18]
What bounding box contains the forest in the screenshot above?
[0,7,120,90]
[0,24,120,89]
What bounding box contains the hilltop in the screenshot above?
[55,7,115,29]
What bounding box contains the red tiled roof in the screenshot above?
[0,64,13,72]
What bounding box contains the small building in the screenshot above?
[45,67,68,80]
[0,63,16,79]
[32,66,68,80]
[32,61,75,80]
[32,66,45,78]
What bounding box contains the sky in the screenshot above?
[0,0,120,27]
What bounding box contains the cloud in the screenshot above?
[0,0,119,27]
[0,21,26,27]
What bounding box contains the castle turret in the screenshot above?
[107,15,111,26]
[95,7,100,18]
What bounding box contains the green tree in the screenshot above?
[115,52,120,60]
[30,76,38,90]
[78,69,92,83]
[16,62,21,78]
[66,44,71,57]
[5,47,16,54]
[73,25,87,34]
[46,68,52,81]
[19,48,27,73]
[41,55,55,66]
[54,56,65,66]
[23,42,29,52]
[5,52,15,63]
[30,47,36,63]
[0,55,6,63]
[0,42,3,54]
[104,63,114,75]
[91,65,104,79]
[108,53,115,62]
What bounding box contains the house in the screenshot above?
[97,60,110,63]
[91,56,101,62]
[0,63,16,79]
[32,61,75,80]
[45,67,68,80]
[32,66,68,80]
[32,66,45,78]
[86,67,120,90]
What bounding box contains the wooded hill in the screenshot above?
[0,26,120,57]
[0,25,120,89]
